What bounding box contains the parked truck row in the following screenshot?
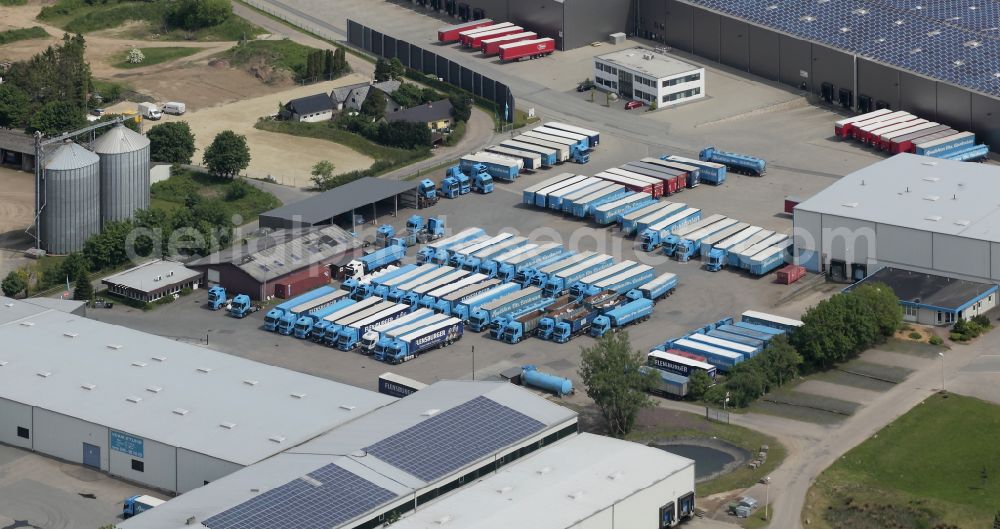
[834,109,988,162]
[437,19,554,62]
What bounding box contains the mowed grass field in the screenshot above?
[805,393,1000,529]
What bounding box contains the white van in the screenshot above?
[137,102,161,120]
[163,101,186,115]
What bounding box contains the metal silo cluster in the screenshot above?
[40,124,151,254]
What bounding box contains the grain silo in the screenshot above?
[92,124,150,226]
[40,141,101,255]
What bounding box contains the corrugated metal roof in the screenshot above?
[0,295,393,466]
[187,225,362,282]
[101,259,201,292]
[45,141,98,170]
[259,177,419,228]
[90,124,150,154]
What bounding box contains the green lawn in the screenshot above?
[37,0,263,40]
[0,26,48,45]
[805,393,1000,529]
[150,169,279,222]
[112,46,200,69]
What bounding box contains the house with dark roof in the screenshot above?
[282,93,335,122]
[385,99,455,133]
[847,267,998,326]
[282,81,405,122]
[342,80,403,113]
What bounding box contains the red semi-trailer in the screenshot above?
[868,118,927,146]
[467,25,524,49]
[856,113,915,143]
[850,111,911,140]
[890,126,958,154]
[499,38,555,62]
[458,22,515,47]
[891,126,955,154]
[878,121,939,150]
[834,109,892,137]
[438,19,493,43]
[481,31,537,55]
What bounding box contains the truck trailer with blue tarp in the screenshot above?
[664,154,726,185]
[274,289,351,335]
[500,139,560,166]
[639,208,703,252]
[630,202,688,237]
[641,157,702,188]
[568,261,637,298]
[519,251,595,286]
[264,285,341,332]
[574,264,655,299]
[571,185,630,218]
[427,278,500,314]
[416,227,486,264]
[688,332,761,357]
[522,173,577,205]
[485,145,541,170]
[669,338,744,370]
[544,122,600,148]
[593,193,657,225]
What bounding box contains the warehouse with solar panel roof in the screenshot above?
[632,0,1000,152]
[1,295,697,529]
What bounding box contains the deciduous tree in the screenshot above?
[148,121,196,164]
[578,331,656,438]
[1,271,26,298]
[203,130,250,178]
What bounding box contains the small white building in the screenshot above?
[594,47,705,108]
[102,259,202,303]
[391,432,697,529]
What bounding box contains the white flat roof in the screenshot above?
[118,381,578,529]
[596,47,700,79]
[796,154,1000,243]
[0,296,393,465]
[102,259,202,292]
[391,433,694,529]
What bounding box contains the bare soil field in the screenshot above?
[0,167,35,277]
[108,75,376,186]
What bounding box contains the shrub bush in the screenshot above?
[908,331,922,340]
[949,332,966,342]
[929,335,943,346]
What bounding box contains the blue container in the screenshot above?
[522,365,573,396]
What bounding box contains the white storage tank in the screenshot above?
[92,124,150,226]
[40,141,100,254]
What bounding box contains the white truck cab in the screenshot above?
[138,102,162,120]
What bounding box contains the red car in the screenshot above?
[625,100,644,110]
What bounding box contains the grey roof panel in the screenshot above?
[259,178,419,227]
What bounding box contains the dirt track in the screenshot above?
[0,167,34,277]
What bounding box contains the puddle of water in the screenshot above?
[653,443,737,480]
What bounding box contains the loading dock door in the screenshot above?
[83,443,100,469]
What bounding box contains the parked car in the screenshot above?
[625,100,644,110]
[90,108,105,117]
[576,79,595,92]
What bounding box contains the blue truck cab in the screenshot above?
[207,285,227,310]
[123,495,164,519]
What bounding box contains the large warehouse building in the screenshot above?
[0,295,393,493]
[408,0,633,50]
[793,154,1000,285]
[633,0,1000,152]
[391,432,696,529]
[120,381,582,529]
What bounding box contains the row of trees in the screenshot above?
[698,284,901,408]
[0,33,91,134]
[373,57,405,83]
[145,121,250,178]
[166,0,232,30]
[302,48,349,83]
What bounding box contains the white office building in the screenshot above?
[594,47,705,108]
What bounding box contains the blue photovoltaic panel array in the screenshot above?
[203,463,396,529]
[364,396,546,482]
[683,0,1000,97]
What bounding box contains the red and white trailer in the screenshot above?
[458,22,516,47]
[498,38,555,62]
[869,118,927,146]
[893,126,955,154]
[481,31,537,55]
[605,167,671,196]
[467,25,524,49]
[595,171,661,198]
[438,19,494,43]
[878,121,939,151]
[850,111,911,140]
[834,108,892,137]
[855,113,914,143]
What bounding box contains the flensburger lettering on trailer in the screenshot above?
[379,380,417,398]
[651,358,689,375]
[416,329,447,346]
